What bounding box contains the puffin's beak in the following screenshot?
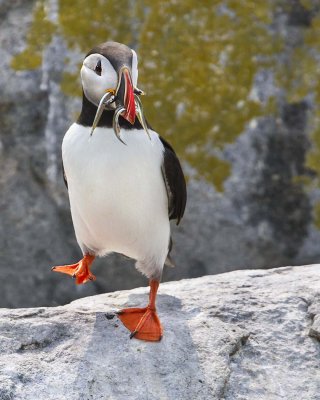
[116,66,136,125]
[91,66,150,144]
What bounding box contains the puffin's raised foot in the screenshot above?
[118,307,163,342]
[52,254,96,285]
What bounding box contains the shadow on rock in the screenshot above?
[73,294,212,400]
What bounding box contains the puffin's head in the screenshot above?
[81,41,138,124]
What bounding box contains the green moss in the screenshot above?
[11,53,42,70]
[11,1,56,71]
[138,1,281,185]
[58,0,134,51]
[60,70,81,97]
[292,175,313,187]
[10,0,282,192]
[306,127,320,173]
[313,201,320,229]
[300,0,313,11]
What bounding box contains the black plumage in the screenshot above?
[160,136,187,225]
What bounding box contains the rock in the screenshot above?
[309,315,320,341]
[0,264,319,399]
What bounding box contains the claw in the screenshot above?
[130,330,138,339]
[52,254,96,285]
[90,92,116,136]
[134,94,151,140]
[112,106,127,145]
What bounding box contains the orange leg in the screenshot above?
[117,280,163,342]
[51,254,96,285]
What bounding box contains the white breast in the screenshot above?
[62,123,170,278]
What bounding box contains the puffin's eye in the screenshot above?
[95,60,102,76]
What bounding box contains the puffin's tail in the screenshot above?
[165,254,175,268]
[165,236,175,268]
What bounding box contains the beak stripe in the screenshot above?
[123,71,136,125]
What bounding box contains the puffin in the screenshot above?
[52,41,187,342]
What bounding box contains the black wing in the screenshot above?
[160,136,187,225]
[62,161,68,189]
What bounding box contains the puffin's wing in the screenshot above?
[160,136,187,225]
[62,161,68,189]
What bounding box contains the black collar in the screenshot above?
[77,92,145,130]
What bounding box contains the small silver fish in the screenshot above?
[90,90,151,145]
[134,94,151,141]
[112,106,127,145]
[90,92,115,136]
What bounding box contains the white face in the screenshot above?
[80,50,138,106]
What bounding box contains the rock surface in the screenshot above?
[0,264,320,399]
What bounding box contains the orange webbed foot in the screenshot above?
[52,254,96,285]
[117,279,163,342]
[118,307,163,342]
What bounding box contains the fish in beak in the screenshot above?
[90,65,150,144]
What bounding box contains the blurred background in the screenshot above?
[1,0,320,307]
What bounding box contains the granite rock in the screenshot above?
[0,264,319,399]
